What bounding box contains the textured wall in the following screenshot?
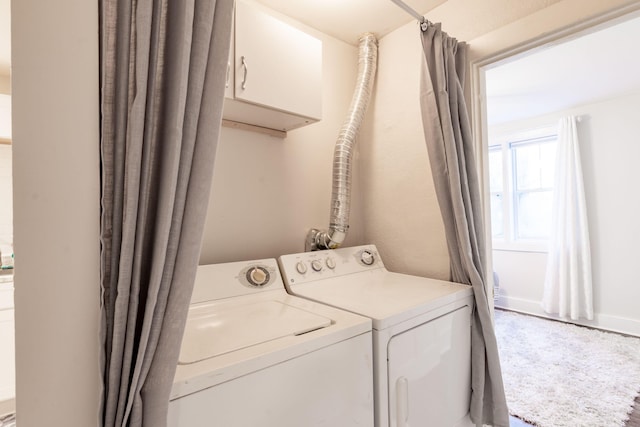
[12,0,101,425]
[359,22,450,279]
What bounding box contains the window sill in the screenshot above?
[492,242,548,253]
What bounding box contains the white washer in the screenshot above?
[169,258,374,427]
[278,245,475,427]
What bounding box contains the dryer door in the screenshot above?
[387,304,472,427]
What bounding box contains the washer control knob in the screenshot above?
[295,261,307,274]
[247,266,269,286]
[311,260,323,272]
[360,250,375,266]
[325,257,336,269]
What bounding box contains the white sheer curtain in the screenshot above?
[542,116,593,320]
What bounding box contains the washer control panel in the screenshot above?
[191,259,282,304]
[278,244,384,286]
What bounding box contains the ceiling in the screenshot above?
[485,14,640,125]
[256,0,567,45]
[254,0,445,45]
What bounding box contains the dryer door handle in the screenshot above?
[396,376,409,427]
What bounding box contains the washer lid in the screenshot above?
[179,300,332,364]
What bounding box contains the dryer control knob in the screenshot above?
[311,260,323,272]
[295,261,307,274]
[360,250,375,266]
[248,266,269,286]
[325,257,336,269]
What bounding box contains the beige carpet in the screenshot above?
[495,310,640,427]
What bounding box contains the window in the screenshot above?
[489,128,557,251]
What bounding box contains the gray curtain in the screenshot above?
[99,0,234,426]
[419,24,509,427]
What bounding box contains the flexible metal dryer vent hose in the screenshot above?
[306,33,378,252]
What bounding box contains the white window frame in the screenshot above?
[489,126,557,252]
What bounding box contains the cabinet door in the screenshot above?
[387,304,472,427]
[234,1,322,120]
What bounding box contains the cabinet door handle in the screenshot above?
[241,56,248,90]
[396,377,409,427]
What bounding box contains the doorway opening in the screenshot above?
[476,8,640,426]
[480,10,640,336]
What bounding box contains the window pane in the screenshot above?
[515,190,553,240]
[513,140,556,191]
[514,144,541,190]
[488,148,503,192]
[490,192,504,238]
[540,142,557,187]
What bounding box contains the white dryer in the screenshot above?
[278,245,475,427]
[168,258,374,427]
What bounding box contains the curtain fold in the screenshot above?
[99,0,234,426]
[419,24,509,427]
[542,116,593,320]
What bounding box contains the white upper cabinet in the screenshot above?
[223,1,323,132]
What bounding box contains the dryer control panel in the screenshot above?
[278,244,385,286]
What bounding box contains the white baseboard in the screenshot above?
[496,295,640,337]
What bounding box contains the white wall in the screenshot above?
[360,22,450,279]
[12,1,101,426]
[200,26,362,263]
[493,91,640,336]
